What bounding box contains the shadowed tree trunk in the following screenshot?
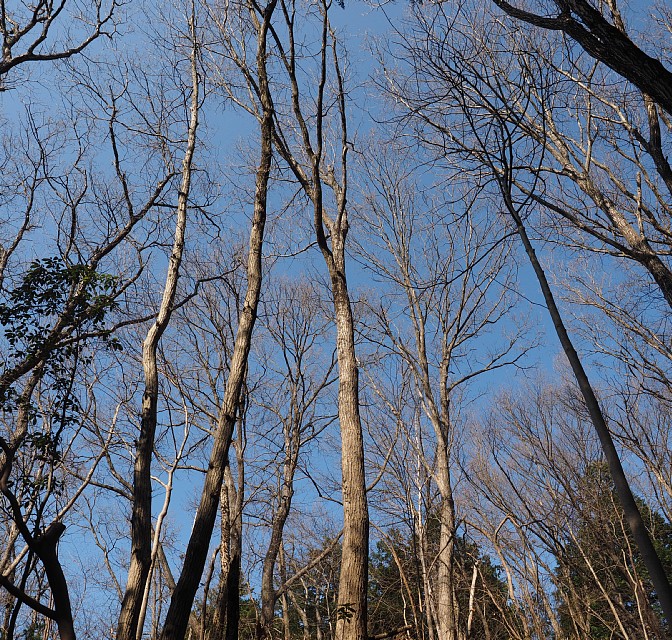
[490,0,672,115]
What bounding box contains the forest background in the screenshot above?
[2,0,672,639]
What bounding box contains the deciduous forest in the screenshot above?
[2,0,672,638]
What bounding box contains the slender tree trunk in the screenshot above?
[159,3,276,636]
[210,471,232,640]
[223,552,241,640]
[465,561,478,639]
[417,519,437,640]
[288,585,310,640]
[501,186,672,624]
[299,80,368,640]
[265,2,369,634]
[209,442,243,640]
[117,13,200,640]
[278,545,291,640]
[314,586,326,640]
[225,464,243,640]
[209,522,242,640]
[257,459,296,638]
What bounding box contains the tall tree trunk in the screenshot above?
[435,458,459,640]
[265,1,369,634]
[117,12,200,640]
[499,182,672,624]
[328,245,369,640]
[158,3,276,636]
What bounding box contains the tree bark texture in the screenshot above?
[116,14,200,640]
[210,464,243,640]
[158,4,276,637]
[329,244,369,640]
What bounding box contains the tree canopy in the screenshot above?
[1,0,672,639]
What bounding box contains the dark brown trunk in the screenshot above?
[502,190,672,625]
[492,0,672,114]
[224,551,241,640]
[32,524,75,640]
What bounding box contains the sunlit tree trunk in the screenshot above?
[158,2,277,636]
[264,2,370,636]
[116,12,201,640]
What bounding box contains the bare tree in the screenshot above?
[259,3,370,635]
[0,81,184,640]
[0,0,118,86]
[469,380,670,639]
[253,280,336,639]
[157,1,278,637]
[158,242,252,640]
[489,0,672,115]
[116,6,202,639]
[380,0,672,623]
[0,3,212,636]
[356,142,528,640]
[209,0,372,634]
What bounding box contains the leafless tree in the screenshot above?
[469,380,669,639]
[489,0,672,116]
[251,280,336,639]
[116,6,202,640]
[157,1,277,637]
[0,2,210,637]
[355,142,528,640]
[381,0,672,621]
[0,0,119,87]
[260,3,370,635]
[209,0,371,633]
